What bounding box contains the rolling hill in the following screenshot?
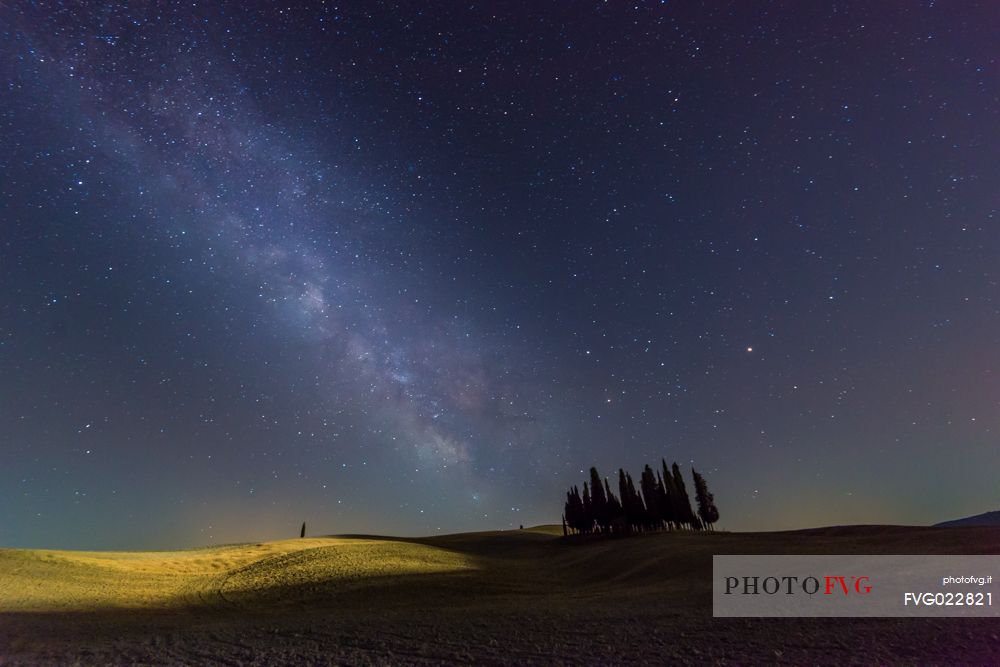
[3,525,1000,664]
[934,510,1000,527]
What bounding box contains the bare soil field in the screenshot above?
[2,525,1000,665]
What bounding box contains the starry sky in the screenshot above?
[2,1,999,550]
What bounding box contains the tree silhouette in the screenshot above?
[618,468,645,534]
[692,468,720,530]
[563,485,587,534]
[604,477,623,532]
[617,469,631,533]
[660,459,677,529]
[626,471,646,532]
[589,467,609,533]
[300,521,306,538]
[562,461,719,537]
[639,464,661,532]
[671,462,699,529]
[563,493,572,533]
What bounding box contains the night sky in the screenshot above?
[3,2,999,550]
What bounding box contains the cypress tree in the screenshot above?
[707,499,719,528]
[660,459,678,529]
[667,463,685,528]
[639,465,661,531]
[604,477,622,533]
[692,469,720,530]
[655,470,670,530]
[565,485,586,534]
[672,462,698,529]
[589,467,609,533]
[300,521,306,538]
[619,469,638,534]
[692,469,707,529]
[626,472,645,532]
[564,491,574,534]
[582,482,593,534]
[576,485,586,532]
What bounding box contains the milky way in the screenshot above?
[3,2,1000,549]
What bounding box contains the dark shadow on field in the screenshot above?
[342,524,1000,591]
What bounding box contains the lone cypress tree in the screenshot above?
[300,521,306,538]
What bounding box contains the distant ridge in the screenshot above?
[935,510,1000,527]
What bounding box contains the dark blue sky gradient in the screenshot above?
[2,1,999,549]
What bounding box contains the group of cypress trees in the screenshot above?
[562,460,719,536]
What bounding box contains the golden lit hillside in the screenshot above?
[0,537,474,613]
